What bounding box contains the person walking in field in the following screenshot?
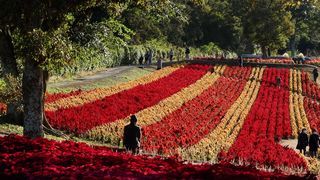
[276,76,281,88]
[313,68,318,83]
[185,46,190,60]
[123,115,141,154]
[138,55,143,66]
[148,49,153,65]
[144,51,149,65]
[169,49,174,62]
[309,129,319,158]
[296,128,308,155]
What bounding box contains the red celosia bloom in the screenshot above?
[0,135,310,179]
[45,89,83,103]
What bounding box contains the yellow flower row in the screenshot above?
[304,157,320,175]
[289,69,302,93]
[85,66,227,145]
[45,66,179,111]
[289,69,311,138]
[178,67,264,162]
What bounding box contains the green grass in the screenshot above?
[48,67,156,94]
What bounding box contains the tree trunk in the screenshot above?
[244,41,255,54]
[22,60,44,138]
[261,45,267,58]
[289,35,296,57]
[0,28,19,77]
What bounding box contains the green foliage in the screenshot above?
[0,75,22,105]
[0,79,5,91]
[21,29,73,71]
[198,42,222,56]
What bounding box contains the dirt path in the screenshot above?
[280,139,299,153]
[48,65,153,89]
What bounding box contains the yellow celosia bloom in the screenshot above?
[289,69,311,138]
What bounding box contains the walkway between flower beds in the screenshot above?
[49,66,136,88]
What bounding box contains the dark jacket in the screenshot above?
[296,132,308,149]
[123,124,141,148]
[309,133,319,151]
[313,69,318,77]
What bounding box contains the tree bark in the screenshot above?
[261,45,267,58]
[244,41,255,54]
[289,35,296,57]
[22,60,44,138]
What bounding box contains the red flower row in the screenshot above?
[224,68,307,170]
[304,97,320,132]
[142,67,251,154]
[0,135,308,179]
[45,89,83,103]
[46,65,210,134]
[301,71,320,101]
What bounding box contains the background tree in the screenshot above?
[0,0,121,138]
[231,0,294,56]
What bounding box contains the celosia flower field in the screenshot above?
[3,64,320,177]
[1,135,311,179]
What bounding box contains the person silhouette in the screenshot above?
[296,128,308,155]
[309,129,319,158]
[123,115,141,154]
[276,76,281,88]
[313,68,318,83]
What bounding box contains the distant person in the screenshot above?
[169,49,174,62]
[185,47,190,60]
[123,115,141,154]
[148,49,153,65]
[313,68,318,83]
[296,128,308,155]
[309,129,319,158]
[138,55,143,66]
[144,51,149,65]
[276,76,281,88]
[238,55,243,67]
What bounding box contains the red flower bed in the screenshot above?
[301,71,320,101]
[193,56,238,61]
[142,67,251,153]
[0,135,309,179]
[46,65,210,134]
[0,102,6,115]
[45,89,83,103]
[224,68,307,170]
[244,58,294,64]
[304,98,320,132]
[304,59,320,66]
